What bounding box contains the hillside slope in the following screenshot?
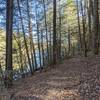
[1,55,100,100]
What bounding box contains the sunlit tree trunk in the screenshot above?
[27,0,35,71]
[58,0,62,60]
[17,0,33,75]
[80,1,87,57]
[13,31,25,78]
[76,0,82,54]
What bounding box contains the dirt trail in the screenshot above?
[1,56,100,100]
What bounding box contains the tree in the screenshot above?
[6,0,13,88]
[53,0,57,64]
[93,0,99,54]
[17,0,33,75]
[76,0,82,54]
[42,0,49,64]
[80,0,87,57]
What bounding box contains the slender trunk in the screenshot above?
[49,23,52,63]
[80,1,87,57]
[33,43,37,70]
[68,29,71,56]
[53,0,57,64]
[27,0,35,71]
[35,6,42,69]
[13,33,25,78]
[88,0,92,51]
[40,30,45,66]
[76,0,82,53]
[17,0,33,75]
[58,0,62,59]
[93,0,99,54]
[37,26,42,69]
[43,0,49,64]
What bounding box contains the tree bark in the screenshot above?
[53,0,57,64]
[93,0,99,54]
[6,0,13,88]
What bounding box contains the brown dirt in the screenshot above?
[1,55,100,100]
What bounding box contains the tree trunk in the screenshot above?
[76,0,82,54]
[40,30,45,66]
[17,0,33,75]
[35,6,42,70]
[6,0,13,88]
[43,0,49,64]
[80,1,87,57]
[93,0,99,54]
[53,0,57,65]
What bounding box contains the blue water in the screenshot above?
[13,50,48,80]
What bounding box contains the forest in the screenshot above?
[0,0,100,99]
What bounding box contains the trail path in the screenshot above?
[1,56,100,100]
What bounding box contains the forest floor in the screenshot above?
[1,55,100,100]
